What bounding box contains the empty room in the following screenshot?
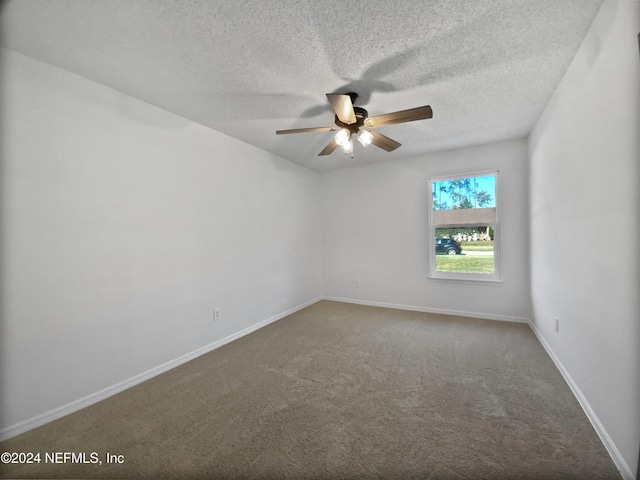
[0,1,638,479]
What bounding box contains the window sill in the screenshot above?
[428,275,504,285]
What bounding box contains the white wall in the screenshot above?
[320,138,531,322]
[529,1,640,477]
[0,49,322,434]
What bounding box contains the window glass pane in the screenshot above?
[432,175,496,211]
[434,228,494,274]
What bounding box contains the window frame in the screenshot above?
[428,170,502,283]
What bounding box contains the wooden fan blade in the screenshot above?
[326,93,357,125]
[276,126,335,135]
[364,105,433,128]
[370,130,401,152]
[318,139,339,156]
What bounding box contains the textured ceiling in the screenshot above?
[1,0,603,172]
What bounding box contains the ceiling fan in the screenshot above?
[276,92,433,156]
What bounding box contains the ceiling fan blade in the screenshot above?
[318,139,339,156]
[326,93,357,125]
[276,126,335,135]
[364,105,433,128]
[370,130,401,152]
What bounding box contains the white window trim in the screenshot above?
[428,170,502,283]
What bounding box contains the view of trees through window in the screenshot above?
[431,174,497,275]
[432,176,495,211]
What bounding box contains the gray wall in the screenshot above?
[529,1,640,477]
[0,49,322,434]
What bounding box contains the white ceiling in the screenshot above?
[1,0,603,172]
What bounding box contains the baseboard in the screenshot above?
[323,296,530,324]
[527,321,635,480]
[0,296,322,442]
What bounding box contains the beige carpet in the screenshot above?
[0,301,620,479]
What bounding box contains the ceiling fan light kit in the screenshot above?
[340,138,353,154]
[334,128,350,146]
[357,129,373,147]
[276,92,433,157]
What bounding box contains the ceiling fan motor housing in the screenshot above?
[335,106,369,133]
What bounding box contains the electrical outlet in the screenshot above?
[356,279,360,288]
[554,316,559,333]
[214,308,221,321]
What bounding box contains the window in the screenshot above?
[428,171,501,282]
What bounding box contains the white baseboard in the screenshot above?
[527,322,635,480]
[0,296,322,442]
[323,296,530,324]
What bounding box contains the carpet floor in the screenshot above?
[0,300,621,479]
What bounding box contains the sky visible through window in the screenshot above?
[432,175,496,210]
